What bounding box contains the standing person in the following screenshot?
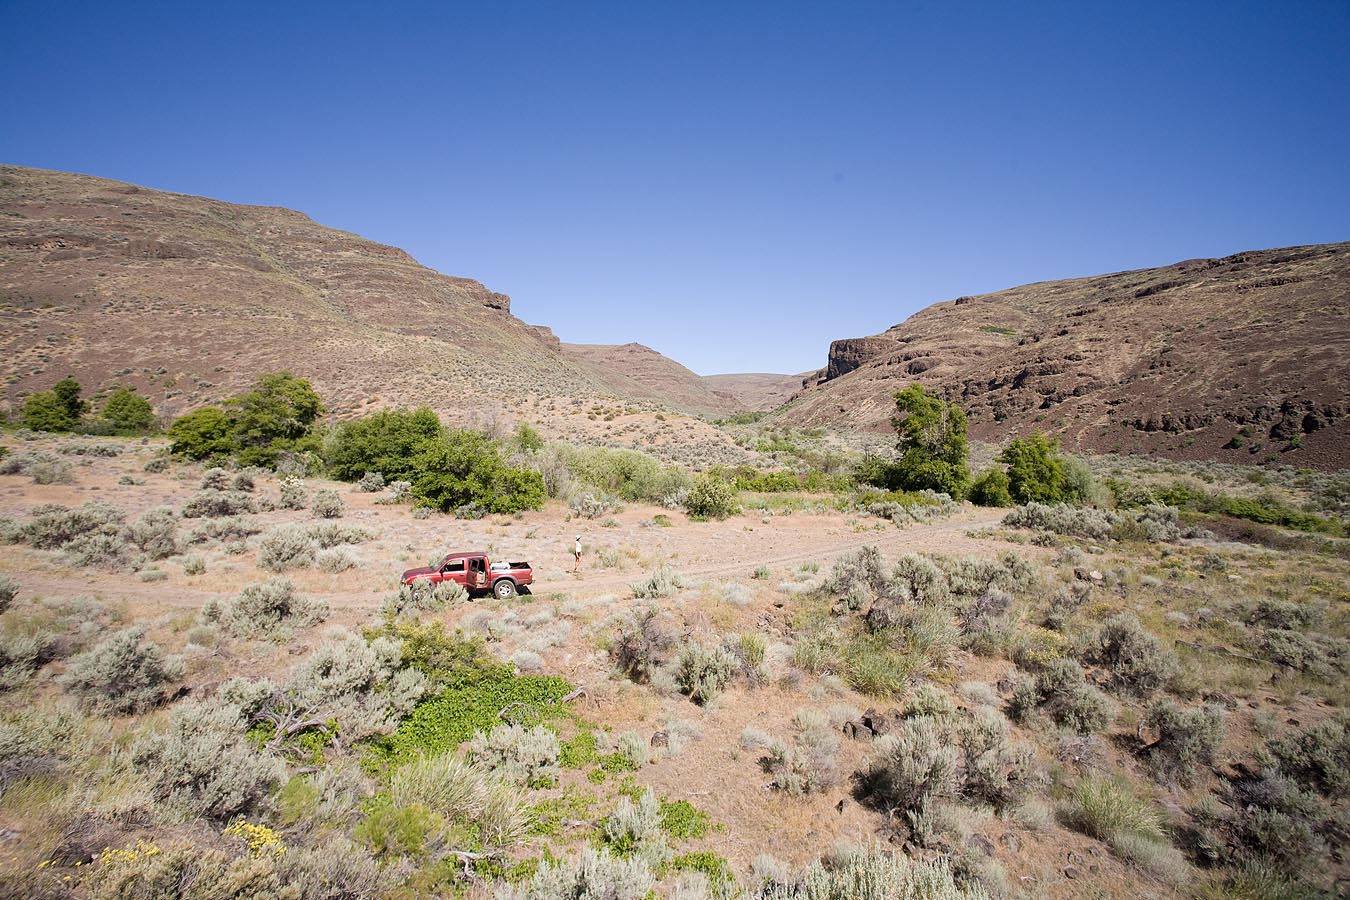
[573,534,582,573]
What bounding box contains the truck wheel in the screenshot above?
[493,579,517,599]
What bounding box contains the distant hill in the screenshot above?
[702,372,809,413]
[0,165,753,464]
[562,342,745,418]
[773,243,1350,469]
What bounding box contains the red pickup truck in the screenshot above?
[400,551,533,599]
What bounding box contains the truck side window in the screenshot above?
[443,560,465,573]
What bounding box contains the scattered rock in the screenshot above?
[966,834,996,857]
[998,832,1022,853]
[1064,865,1082,880]
[650,731,669,749]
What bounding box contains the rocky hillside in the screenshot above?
[775,243,1350,469]
[0,165,755,464]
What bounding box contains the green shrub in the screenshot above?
[545,443,689,503]
[675,644,738,704]
[1155,483,1344,536]
[1061,455,1107,506]
[101,386,156,433]
[181,489,257,518]
[228,372,325,468]
[354,798,440,858]
[1083,613,1178,696]
[59,626,184,714]
[763,848,984,900]
[497,848,654,900]
[514,423,545,452]
[168,406,237,460]
[658,798,712,839]
[131,699,286,820]
[968,469,1013,507]
[862,717,959,815]
[21,389,77,432]
[324,407,444,482]
[311,488,344,518]
[257,523,317,572]
[631,566,683,599]
[0,632,57,691]
[22,501,123,548]
[1008,658,1111,734]
[387,752,531,847]
[371,671,572,767]
[168,373,323,467]
[467,723,562,787]
[0,576,16,613]
[411,429,546,514]
[374,619,508,689]
[684,474,738,520]
[602,789,670,866]
[124,507,178,559]
[1142,700,1225,786]
[201,577,328,638]
[610,606,676,683]
[1259,713,1349,797]
[1065,775,1172,865]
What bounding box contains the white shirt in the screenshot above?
[575,539,582,554]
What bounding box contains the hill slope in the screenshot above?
[0,165,753,464]
[774,243,1350,469]
[702,372,808,412]
[562,342,744,418]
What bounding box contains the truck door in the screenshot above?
[469,556,487,590]
[441,558,467,587]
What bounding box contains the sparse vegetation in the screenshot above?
[0,398,1345,899]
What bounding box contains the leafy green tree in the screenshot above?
[999,434,1067,504]
[227,373,324,467]
[410,429,545,514]
[968,468,1014,507]
[513,422,545,452]
[684,474,738,520]
[102,386,156,433]
[167,407,236,460]
[52,377,88,422]
[324,407,443,482]
[889,384,970,497]
[21,390,76,432]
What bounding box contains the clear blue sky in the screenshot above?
[3,1,1348,375]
